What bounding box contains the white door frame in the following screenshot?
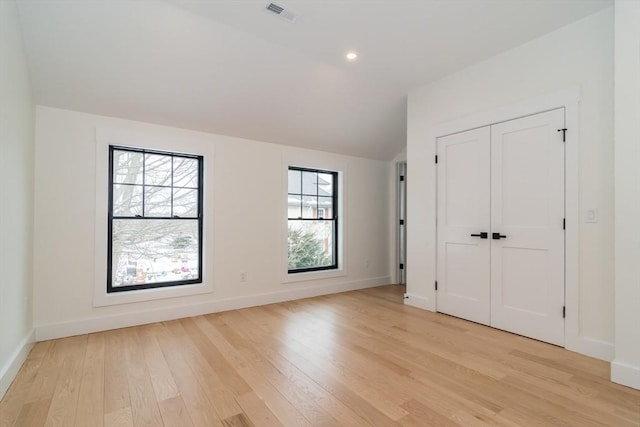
[429,88,582,354]
[396,162,407,285]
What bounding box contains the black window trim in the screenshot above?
[287,166,338,274]
[107,145,204,293]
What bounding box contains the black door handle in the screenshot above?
[470,232,488,239]
[492,233,507,240]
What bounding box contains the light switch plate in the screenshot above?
[585,208,598,223]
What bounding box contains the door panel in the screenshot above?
[490,108,565,346]
[500,129,550,228]
[500,247,550,315]
[437,127,491,325]
[445,242,488,301]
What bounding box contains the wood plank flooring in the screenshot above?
[1,285,639,426]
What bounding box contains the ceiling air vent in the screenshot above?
[265,2,298,23]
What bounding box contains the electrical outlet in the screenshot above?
[240,272,247,282]
[364,259,370,269]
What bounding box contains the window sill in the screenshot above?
[281,268,347,284]
[93,281,213,307]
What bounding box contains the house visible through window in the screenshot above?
[108,146,203,292]
[287,166,338,273]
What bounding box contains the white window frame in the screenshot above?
[94,127,215,307]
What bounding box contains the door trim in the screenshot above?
[396,162,407,284]
[426,87,587,356]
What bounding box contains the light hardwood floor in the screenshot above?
[1,285,639,426]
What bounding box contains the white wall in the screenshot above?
[406,9,614,358]
[0,0,35,399]
[32,106,391,339]
[612,0,640,390]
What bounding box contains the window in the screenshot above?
[108,146,203,292]
[287,167,338,273]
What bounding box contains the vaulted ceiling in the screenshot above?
[16,0,611,160]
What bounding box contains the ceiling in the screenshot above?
[16,0,611,161]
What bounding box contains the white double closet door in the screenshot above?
[436,108,565,346]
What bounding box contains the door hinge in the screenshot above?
[563,218,566,230]
[435,155,438,164]
[399,263,404,270]
[400,175,405,182]
[557,128,568,142]
[400,219,405,225]
[563,306,566,318]
[435,281,438,291]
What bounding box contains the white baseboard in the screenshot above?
[0,329,35,400]
[565,335,615,362]
[35,276,391,341]
[403,293,434,311]
[611,360,640,390]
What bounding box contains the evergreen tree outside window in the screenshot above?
[108,146,203,292]
[287,167,338,272]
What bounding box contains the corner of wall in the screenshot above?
[0,330,35,400]
[612,0,640,390]
[0,0,36,402]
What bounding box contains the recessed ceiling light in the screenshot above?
[346,52,358,62]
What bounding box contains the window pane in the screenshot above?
[318,196,333,217]
[288,169,301,194]
[288,195,301,219]
[144,186,171,217]
[173,157,198,188]
[111,219,199,288]
[318,173,333,196]
[302,171,317,195]
[302,195,317,219]
[113,184,142,217]
[288,220,334,270]
[145,154,172,186]
[173,188,198,217]
[113,150,143,184]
